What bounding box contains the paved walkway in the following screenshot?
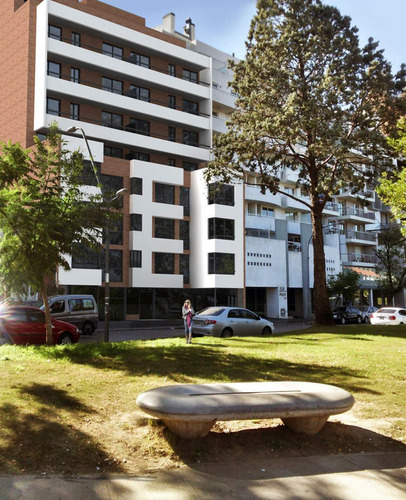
[1,452,405,499]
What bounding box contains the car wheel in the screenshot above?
[82,321,94,335]
[364,316,370,324]
[58,333,74,345]
[220,328,233,338]
[0,336,10,346]
[357,316,362,324]
[340,317,346,325]
[261,326,272,336]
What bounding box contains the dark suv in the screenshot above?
[333,306,362,325]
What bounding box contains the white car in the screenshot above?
[370,307,406,326]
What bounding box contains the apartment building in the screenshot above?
[1,0,384,319]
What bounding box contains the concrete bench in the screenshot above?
[136,381,355,439]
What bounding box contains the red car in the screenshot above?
[0,306,80,345]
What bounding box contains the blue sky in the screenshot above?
[103,0,405,71]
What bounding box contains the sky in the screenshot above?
[103,0,405,71]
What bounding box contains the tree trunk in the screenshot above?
[311,209,334,325]
[40,285,53,345]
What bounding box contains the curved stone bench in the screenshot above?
[136,381,355,439]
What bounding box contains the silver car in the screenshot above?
[192,306,275,338]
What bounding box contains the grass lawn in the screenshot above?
[0,324,405,475]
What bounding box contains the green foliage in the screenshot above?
[327,269,360,304]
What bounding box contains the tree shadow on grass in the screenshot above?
[0,383,124,476]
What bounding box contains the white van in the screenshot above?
[43,295,98,335]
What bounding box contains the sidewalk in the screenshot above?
[1,452,405,499]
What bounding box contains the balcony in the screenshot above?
[323,201,340,215]
[338,207,376,222]
[344,253,378,264]
[346,230,377,244]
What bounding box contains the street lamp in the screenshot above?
[66,126,101,186]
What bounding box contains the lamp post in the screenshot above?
[66,126,101,186]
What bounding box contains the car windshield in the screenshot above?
[196,307,225,316]
[377,308,396,314]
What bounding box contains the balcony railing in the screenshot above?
[339,207,375,220]
[346,230,377,242]
[324,202,339,212]
[346,253,378,264]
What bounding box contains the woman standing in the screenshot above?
[182,299,194,344]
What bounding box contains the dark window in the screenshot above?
[71,32,81,46]
[70,103,80,120]
[180,220,189,250]
[101,174,124,206]
[102,77,123,94]
[131,177,142,195]
[182,68,198,83]
[168,158,176,166]
[183,130,198,146]
[208,253,235,275]
[47,61,61,78]
[126,151,150,162]
[71,67,80,83]
[183,161,198,172]
[129,84,150,102]
[208,182,235,206]
[183,99,198,115]
[46,98,60,116]
[127,118,150,136]
[155,218,175,239]
[168,64,176,76]
[154,253,174,274]
[79,161,101,186]
[104,146,123,158]
[102,42,123,59]
[130,250,142,268]
[102,111,123,129]
[180,187,190,216]
[168,126,176,142]
[130,52,150,68]
[103,217,123,245]
[72,243,99,269]
[180,254,189,284]
[130,214,142,231]
[48,25,62,40]
[169,95,176,109]
[155,183,174,204]
[208,218,235,240]
[101,249,122,282]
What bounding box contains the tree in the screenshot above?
[327,269,360,307]
[0,125,107,344]
[206,0,405,325]
[375,224,406,303]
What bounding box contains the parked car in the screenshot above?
[370,307,406,326]
[0,306,80,345]
[192,306,275,338]
[358,306,378,323]
[332,306,362,325]
[40,295,98,335]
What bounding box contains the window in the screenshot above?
[131,177,142,195]
[155,183,174,204]
[180,220,189,250]
[288,233,301,252]
[183,99,198,115]
[182,161,198,172]
[130,214,142,231]
[126,151,150,162]
[169,95,176,109]
[126,118,150,136]
[208,253,235,275]
[102,77,123,95]
[47,61,61,78]
[104,146,123,158]
[103,217,123,245]
[101,250,122,282]
[101,174,124,208]
[154,218,175,239]
[71,32,81,46]
[208,182,235,206]
[130,250,142,268]
[168,126,176,142]
[208,218,235,240]
[72,243,99,269]
[168,64,176,76]
[70,103,80,120]
[180,187,190,216]
[46,98,60,116]
[182,68,198,83]
[183,130,198,146]
[129,84,150,102]
[102,42,123,59]
[71,67,80,83]
[168,158,176,166]
[261,207,274,217]
[154,253,174,274]
[48,25,61,40]
[130,52,150,68]
[79,161,101,187]
[101,111,123,129]
[180,254,189,284]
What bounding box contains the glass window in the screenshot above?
[208,218,235,240]
[72,242,99,269]
[154,253,174,274]
[101,249,122,282]
[70,103,80,120]
[180,187,190,216]
[79,161,101,187]
[130,52,150,68]
[183,99,198,115]
[71,32,81,46]
[183,130,198,146]
[208,253,235,275]
[71,67,80,83]
[180,220,189,250]
[130,213,142,231]
[168,64,176,76]
[101,111,123,129]
[169,95,176,109]
[129,84,150,102]
[168,158,176,166]
[130,250,142,268]
[182,68,198,83]
[168,126,176,142]
[101,174,124,206]
[261,207,274,217]
[182,161,198,172]
[103,217,123,245]
[155,183,174,204]
[131,177,142,195]
[126,118,150,136]
[208,182,235,206]
[102,42,123,59]
[154,218,175,239]
[47,61,61,78]
[180,254,189,284]
[46,98,60,116]
[104,146,123,158]
[102,77,123,94]
[126,151,150,162]
[48,25,62,40]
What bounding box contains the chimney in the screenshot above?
[183,17,195,41]
[162,12,175,34]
